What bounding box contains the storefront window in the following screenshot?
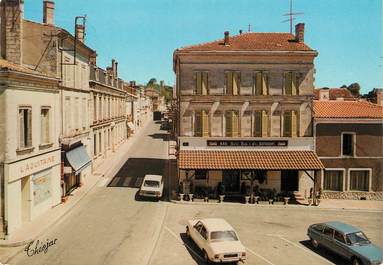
[195,170,207,180]
[349,170,369,191]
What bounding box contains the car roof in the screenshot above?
[323,221,361,234]
[143,175,162,181]
[199,218,234,232]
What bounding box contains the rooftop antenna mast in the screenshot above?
[281,0,304,34]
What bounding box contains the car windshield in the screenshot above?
[144,180,160,188]
[210,230,238,242]
[346,232,370,245]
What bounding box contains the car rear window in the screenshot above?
[210,230,238,242]
[312,224,324,232]
[144,180,160,187]
[323,226,334,237]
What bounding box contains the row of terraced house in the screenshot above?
[173,25,383,203]
[0,0,152,237]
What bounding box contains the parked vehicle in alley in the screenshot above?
[139,175,164,199]
[307,221,383,265]
[186,218,246,264]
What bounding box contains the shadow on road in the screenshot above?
[107,158,170,201]
[147,133,169,141]
[299,240,348,265]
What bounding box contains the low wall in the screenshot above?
[322,191,383,201]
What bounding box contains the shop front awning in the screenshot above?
[179,150,324,170]
[65,145,92,175]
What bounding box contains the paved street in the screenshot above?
[5,121,383,265]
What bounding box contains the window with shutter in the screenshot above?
[225,111,233,137]
[202,110,209,137]
[196,72,202,95]
[202,72,208,95]
[226,72,233,95]
[18,109,25,148]
[26,109,32,147]
[262,74,269,95]
[283,111,292,137]
[194,111,202,137]
[262,110,268,137]
[254,111,262,137]
[291,110,299,137]
[232,111,239,137]
[291,72,297,95]
[41,108,50,144]
[255,72,262,96]
[233,72,240,95]
[284,72,292,95]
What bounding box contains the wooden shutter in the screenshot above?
[232,111,239,137]
[255,72,262,95]
[27,108,32,147]
[233,72,239,95]
[291,72,297,96]
[261,110,268,137]
[196,72,202,95]
[291,110,298,137]
[225,111,232,137]
[202,72,208,95]
[263,74,269,95]
[226,72,233,95]
[202,110,209,137]
[285,73,292,95]
[194,111,202,137]
[283,111,292,137]
[254,111,262,137]
[19,109,25,148]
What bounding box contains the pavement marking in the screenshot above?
[164,226,205,262]
[267,234,334,265]
[245,247,275,265]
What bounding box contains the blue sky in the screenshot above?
[25,0,382,93]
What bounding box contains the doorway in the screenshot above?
[281,170,299,192]
[21,176,31,223]
[222,170,240,193]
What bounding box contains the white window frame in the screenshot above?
[321,168,346,192]
[347,168,372,192]
[341,132,356,157]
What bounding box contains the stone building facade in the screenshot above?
[314,100,383,200]
[174,25,324,198]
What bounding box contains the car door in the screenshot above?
[332,230,350,259]
[321,226,335,250]
[192,222,205,249]
[310,224,324,242]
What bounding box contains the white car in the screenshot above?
[139,174,164,199]
[186,218,246,264]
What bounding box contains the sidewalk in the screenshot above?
[0,120,151,252]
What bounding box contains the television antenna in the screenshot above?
[281,0,304,34]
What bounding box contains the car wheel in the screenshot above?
[203,250,210,264]
[352,258,362,265]
[310,238,319,249]
[186,227,190,238]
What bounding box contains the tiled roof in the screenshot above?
[177,33,314,52]
[179,150,324,170]
[0,59,44,76]
[314,88,355,100]
[313,100,383,119]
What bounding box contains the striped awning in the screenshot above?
[179,150,324,170]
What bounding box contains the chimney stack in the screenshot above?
[75,24,85,43]
[111,59,118,78]
[224,31,230,46]
[239,29,243,35]
[1,0,24,64]
[43,1,54,25]
[295,23,305,42]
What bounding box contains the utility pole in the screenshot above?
[282,0,304,34]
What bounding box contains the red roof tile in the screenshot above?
[313,100,383,119]
[179,150,323,170]
[177,33,314,52]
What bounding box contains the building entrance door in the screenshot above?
[21,176,31,223]
[281,170,299,192]
[222,170,240,193]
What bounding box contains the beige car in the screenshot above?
[186,218,246,264]
[139,175,164,199]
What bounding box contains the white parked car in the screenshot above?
[139,175,164,199]
[186,218,246,264]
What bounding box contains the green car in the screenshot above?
[307,221,382,265]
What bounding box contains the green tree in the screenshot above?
[347,83,361,97]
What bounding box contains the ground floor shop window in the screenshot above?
[194,170,207,180]
[349,170,370,191]
[323,170,343,191]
